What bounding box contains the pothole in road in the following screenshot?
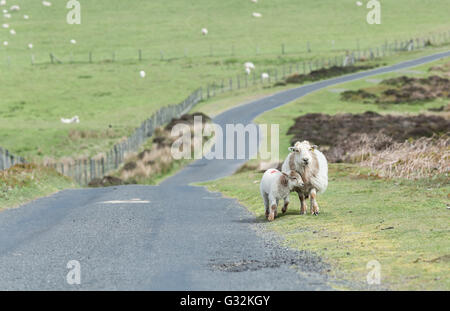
[210,259,279,272]
[209,251,329,273]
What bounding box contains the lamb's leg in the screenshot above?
[267,194,277,221]
[310,188,319,216]
[298,191,307,215]
[262,192,270,218]
[282,195,289,214]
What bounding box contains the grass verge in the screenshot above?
[0,164,78,210]
[200,164,450,290]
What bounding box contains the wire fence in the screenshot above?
[1,30,449,67]
[1,30,449,184]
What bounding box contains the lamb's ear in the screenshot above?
[281,172,289,177]
[288,147,295,152]
[311,145,318,151]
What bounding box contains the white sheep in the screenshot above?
[42,1,52,7]
[244,62,255,70]
[139,70,146,78]
[70,39,77,44]
[252,12,262,18]
[282,140,328,215]
[201,28,208,36]
[61,116,80,124]
[10,5,19,11]
[24,14,29,20]
[0,1,6,7]
[261,72,269,80]
[260,168,304,221]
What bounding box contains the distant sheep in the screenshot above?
[201,28,208,36]
[252,12,262,18]
[261,72,269,80]
[260,168,304,221]
[61,116,80,124]
[42,1,52,7]
[244,62,255,70]
[282,140,328,215]
[10,5,20,11]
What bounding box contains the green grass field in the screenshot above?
[201,58,450,290]
[1,0,449,161]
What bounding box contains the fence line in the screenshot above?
[2,30,448,67]
[1,31,449,184]
[43,88,203,185]
[0,147,26,171]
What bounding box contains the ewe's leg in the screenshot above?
[262,193,270,218]
[310,188,319,215]
[282,195,289,214]
[268,194,277,221]
[298,191,307,215]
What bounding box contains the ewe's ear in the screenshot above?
[311,145,318,151]
[288,147,295,152]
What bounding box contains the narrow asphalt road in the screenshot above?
[0,51,448,290]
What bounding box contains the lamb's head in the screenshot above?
[288,140,317,167]
[282,170,304,190]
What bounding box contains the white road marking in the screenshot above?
[97,199,150,204]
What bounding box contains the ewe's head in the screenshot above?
[282,170,304,189]
[288,140,317,167]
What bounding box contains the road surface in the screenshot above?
[0,51,448,290]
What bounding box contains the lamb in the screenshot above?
[282,140,328,215]
[260,168,304,221]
